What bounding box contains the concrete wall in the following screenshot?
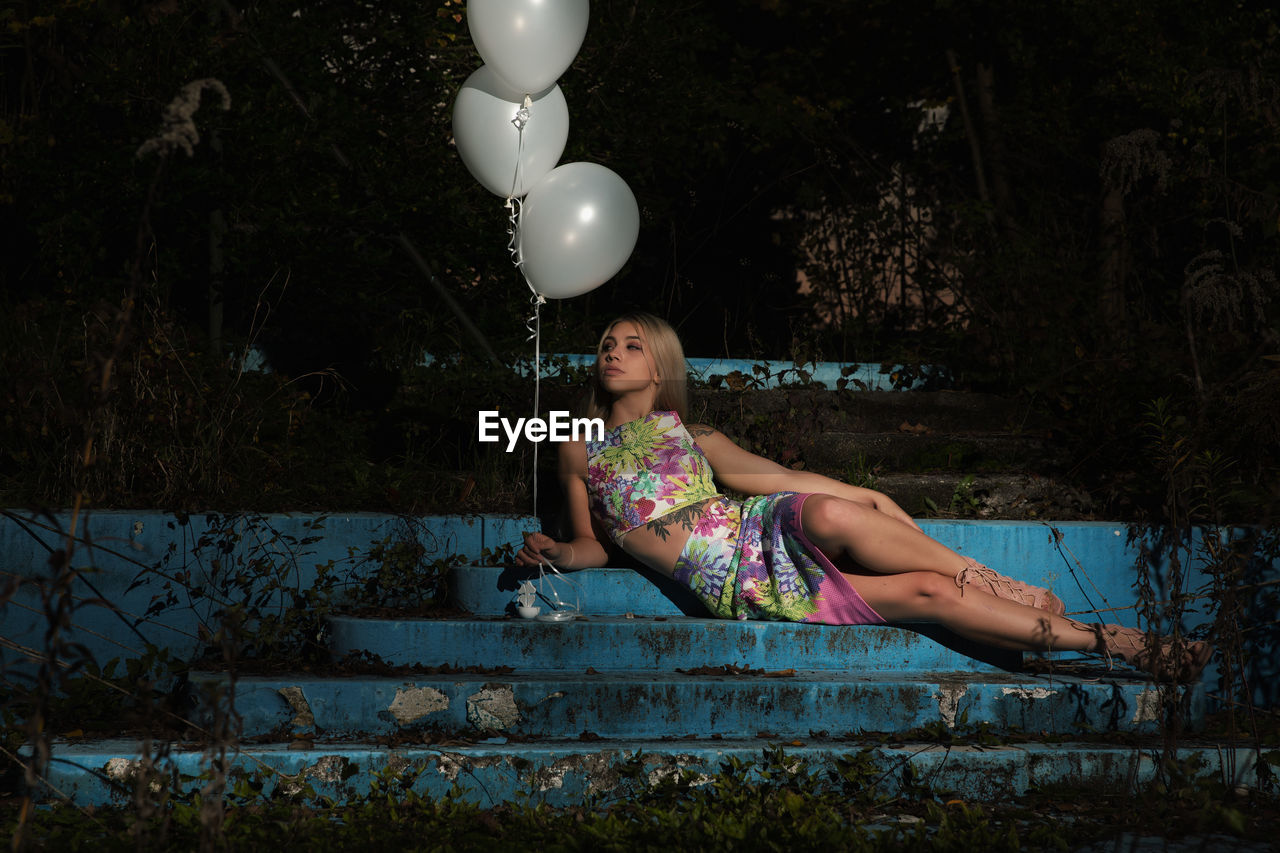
[2,509,535,674]
[4,510,1275,705]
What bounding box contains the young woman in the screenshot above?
[515,312,1213,681]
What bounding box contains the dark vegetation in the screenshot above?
[0,0,1276,523]
[4,743,1280,851]
[2,1,1279,848]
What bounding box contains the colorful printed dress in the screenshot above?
[586,410,884,626]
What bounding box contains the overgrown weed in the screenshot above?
[7,744,1280,851]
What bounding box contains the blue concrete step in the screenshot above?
[450,565,705,617]
[10,511,1246,813]
[1,509,539,676]
[448,521,1179,621]
[4,513,1222,680]
[505,354,943,392]
[31,737,1258,809]
[191,669,1202,740]
[325,615,1025,673]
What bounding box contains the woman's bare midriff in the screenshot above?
[614,498,713,577]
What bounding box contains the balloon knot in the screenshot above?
[511,101,531,132]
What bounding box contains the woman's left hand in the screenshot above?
[515,531,561,567]
[872,494,922,531]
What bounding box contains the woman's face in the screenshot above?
[597,320,657,395]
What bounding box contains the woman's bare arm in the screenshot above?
[514,439,611,569]
[690,424,921,530]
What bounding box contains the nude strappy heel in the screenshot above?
[954,557,1066,616]
[1095,624,1215,682]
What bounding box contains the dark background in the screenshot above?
[1,0,1277,519]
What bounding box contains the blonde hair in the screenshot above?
[585,312,688,420]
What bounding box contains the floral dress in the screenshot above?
[587,411,884,626]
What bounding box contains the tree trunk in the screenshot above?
[975,62,1018,239]
[945,50,992,223]
[209,130,225,357]
[1098,185,1130,345]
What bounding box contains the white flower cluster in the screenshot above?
[136,78,231,159]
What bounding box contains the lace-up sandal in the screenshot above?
[953,557,1066,616]
[1095,624,1215,682]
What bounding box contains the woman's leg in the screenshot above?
[840,569,1096,652]
[799,494,1064,614]
[843,569,1213,679]
[801,494,969,577]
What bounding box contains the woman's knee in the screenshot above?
[913,572,959,600]
[852,571,959,622]
[898,572,960,617]
[801,494,870,542]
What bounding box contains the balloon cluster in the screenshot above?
[453,0,639,300]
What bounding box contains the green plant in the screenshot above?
[920,477,985,518]
[10,742,1280,850]
[844,450,879,491]
[949,474,983,515]
[133,513,335,664]
[127,512,477,665]
[353,525,464,612]
[1136,753,1253,838]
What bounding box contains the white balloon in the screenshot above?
[467,0,590,94]
[518,163,640,299]
[453,65,568,198]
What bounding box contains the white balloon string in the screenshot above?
[504,97,528,278]
[509,94,545,517]
[504,95,540,302]
[525,296,581,615]
[504,94,579,615]
[506,195,525,276]
[537,556,582,616]
[525,293,545,518]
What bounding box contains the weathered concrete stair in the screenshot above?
[301,561,1200,744]
[199,669,1170,742]
[7,369,1263,812]
[43,737,1262,808]
[45,593,1224,809]
[179,560,1190,742]
[23,516,1233,809]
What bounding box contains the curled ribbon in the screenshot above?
[502,94,581,613]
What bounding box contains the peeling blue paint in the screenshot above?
[27,738,1261,809]
[7,511,1268,811]
[507,354,940,391]
[325,615,1026,673]
[190,670,1200,740]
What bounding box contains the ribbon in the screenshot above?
[503,95,581,616]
